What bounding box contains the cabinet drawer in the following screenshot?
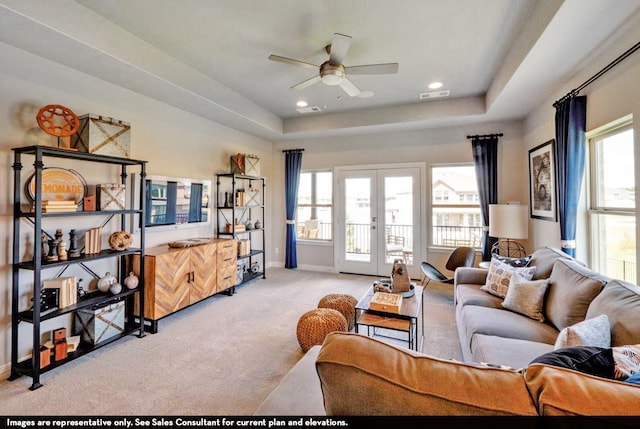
[217,239,237,261]
[217,264,236,291]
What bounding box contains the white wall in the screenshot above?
[0,41,273,369]
[271,120,528,272]
[523,20,640,266]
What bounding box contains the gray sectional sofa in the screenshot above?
[256,246,640,415]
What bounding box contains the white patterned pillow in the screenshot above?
[553,314,611,350]
[502,273,549,322]
[612,344,640,380]
[481,257,537,298]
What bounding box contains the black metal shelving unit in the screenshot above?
[9,145,147,390]
[216,173,266,288]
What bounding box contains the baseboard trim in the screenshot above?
[266,261,335,273]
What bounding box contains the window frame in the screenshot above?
[296,169,333,242]
[586,115,635,282]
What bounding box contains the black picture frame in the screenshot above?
[528,139,557,221]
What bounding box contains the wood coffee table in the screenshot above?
[354,285,424,351]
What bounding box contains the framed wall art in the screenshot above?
[528,139,557,221]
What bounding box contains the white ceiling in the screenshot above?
[1,0,639,141]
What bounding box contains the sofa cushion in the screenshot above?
[527,246,576,280]
[460,305,559,345]
[586,279,640,347]
[529,346,615,379]
[481,257,537,299]
[456,283,503,309]
[502,274,550,322]
[544,259,608,331]
[524,364,640,415]
[553,314,611,350]
[471,334,554,369]
[315,332,537,416]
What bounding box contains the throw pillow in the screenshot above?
[553,314,611,350]
[481,257,537,299]
[492,254,532,268]
[624,372,640,385]
[529,346,615,379]
[612,344,640,380]
[501,273,549,322]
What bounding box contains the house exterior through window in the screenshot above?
[431,164,482,248]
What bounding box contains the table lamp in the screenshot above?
[489,204,528,257]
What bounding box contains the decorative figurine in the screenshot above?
[223,191,230,208]
[254,220,262,230]
[68,229,80,258]
[41,231,48,259]
[46,239,58,262]
[55,228,63,244]
[57,240,68,261]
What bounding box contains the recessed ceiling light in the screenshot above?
[428,81,444,89]
[296,100,308,108]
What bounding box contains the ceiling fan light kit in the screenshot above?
[269,33,399,98]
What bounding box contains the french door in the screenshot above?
[335,164,423,278]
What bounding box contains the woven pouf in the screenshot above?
[317,293,358,331]
[296,308,348,352]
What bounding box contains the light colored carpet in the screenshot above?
[0,268,461,415]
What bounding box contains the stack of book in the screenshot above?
[42,276,77,309]
[36,200,78,213]
[84,227,102,254]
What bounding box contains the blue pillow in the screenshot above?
[625,372,640,385]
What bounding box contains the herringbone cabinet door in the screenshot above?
[189,243,217,304]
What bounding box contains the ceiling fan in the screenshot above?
[268,33,399,97]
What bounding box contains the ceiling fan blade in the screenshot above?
[328,33,352,65]
[291,75,321,90]
[339,77,361,97]
[268,54,318,71]
[345,63,399,75]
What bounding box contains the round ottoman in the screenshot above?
[296,308,348,352]
[317,293,358,331]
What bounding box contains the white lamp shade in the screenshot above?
[489,204,528,239]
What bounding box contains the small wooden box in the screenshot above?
[54,341,68,361]
[71,114,131,158]
[53,327,67,342]
[39,346,51,369]
[369,292,403,313]
[97,184,125,210]
[83,195,96,211]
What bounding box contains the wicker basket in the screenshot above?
[317,294,358,331]
[296,308,347,352]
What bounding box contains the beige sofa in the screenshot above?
[256,247,640,415]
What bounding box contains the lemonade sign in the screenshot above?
[27,167,87,205]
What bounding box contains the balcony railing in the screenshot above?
[297,222,482,251]
[606,257,637,282]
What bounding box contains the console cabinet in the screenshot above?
[132,238,235,333]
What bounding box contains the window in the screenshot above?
[588,118,635,282]
[297,171,332,241]
[431,165,482,248]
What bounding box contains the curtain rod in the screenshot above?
[282,148,305,153]
[553,39,640,108]
[466,133,503,140]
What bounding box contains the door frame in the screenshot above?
[333,162,427,279]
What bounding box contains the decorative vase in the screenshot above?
[245,220,254,230]
[254,220,261,230]
[124,272,139,289]
[97,272,116,293]
[109,282,122,295]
